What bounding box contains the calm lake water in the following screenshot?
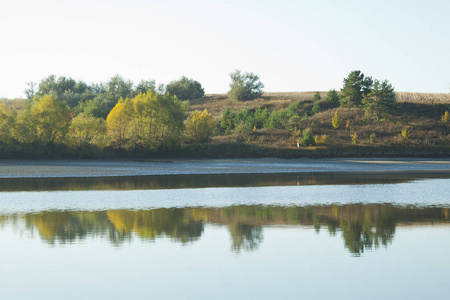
[0,172,449,300]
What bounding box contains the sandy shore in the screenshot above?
[0,158,449,178]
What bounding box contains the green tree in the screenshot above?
[24,82,36,101]
[165,76,205,100]
[228,70,264,101]
[324,89,340,106]
[135,80,156,95]
[363,79,396,122]
[36,75,95,108]
[340,70,373,110]
[220,108,235,134]
[186,109,215,142]
[301,127,315,146]
[313,91,321,102]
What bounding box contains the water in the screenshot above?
[0,173,449,299]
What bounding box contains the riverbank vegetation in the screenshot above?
[0,70,449,158]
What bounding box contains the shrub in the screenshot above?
[442,111,449,123]
[301,127,315,146]
[401,128,410,140]
[186,109,215,142]
[233,122,253,142]
[166,76,205,100]
[314,134,328,145]
[311,100,321,115]
[370,133,377,144]
[351,133,359,144]
[332,111,341,129]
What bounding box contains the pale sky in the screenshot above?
[1,0,449,98]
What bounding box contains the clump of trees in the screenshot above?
[220,102,303,135]
[363,79,396,122]
[106,91,185,148]
[165,76,205,100]
[340,70,373,110]
[228,70,264,102]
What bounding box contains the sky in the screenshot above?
[1,0,449,98]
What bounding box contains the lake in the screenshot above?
[0,159,449,299]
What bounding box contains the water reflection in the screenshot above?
[1,204,448,255]
[1,171,449,191]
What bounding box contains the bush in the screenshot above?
[332,111,341,129]
[301,127,315,146]
[186,109,215,142]
[228,70,264,102]
[166,76,205,100]
[401,128,410,140]
[233,122,253,142]
[351,133,359,144]
[442,111,449,123]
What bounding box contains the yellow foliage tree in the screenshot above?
[106,91,185,147]
[442,111,449,123]
[186,109,215,142]
[332,111,341,129]
[30,94,71,144]
[106,98,132,146]
[0,103,17,144]
[69,113,107,146]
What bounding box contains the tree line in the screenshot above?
[2,69,442,156]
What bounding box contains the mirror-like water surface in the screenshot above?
[0,173,449,300]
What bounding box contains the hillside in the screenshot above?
[186,92,450,157]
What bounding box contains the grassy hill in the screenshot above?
[185,92,450,157]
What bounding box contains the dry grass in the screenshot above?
[395,92,450,103]
[196,92,450,120]
[191,92,450,150]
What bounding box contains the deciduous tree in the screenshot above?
[228,70,264,101]
[186,109,215,142]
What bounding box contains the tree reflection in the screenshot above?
[2,204,447,254]
[229,224,263,252]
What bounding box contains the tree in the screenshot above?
[165,76,205,100]
[186,109,215,142]
[106,98,132,146]
[135,80,156,95]
[29,95,71,144]
[340,70,373,110]
[313,92,321,102]
[324,89,340,106]
[68,114,106,147]
[363,79,396,122]
[301,127,315,146]
[332,111,341,129]
[24,82,36,101]
[228,70,264,101]
[106,91,185,147]
[0,103,17,144]
[220,108,235,134]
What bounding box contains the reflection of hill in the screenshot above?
[5,205,448,254]
[2,172,449,191]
